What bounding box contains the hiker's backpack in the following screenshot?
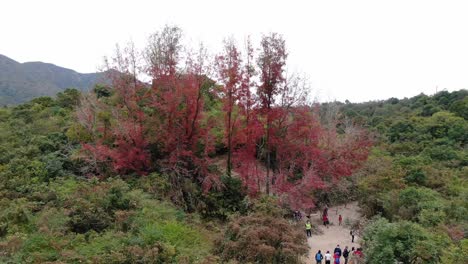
[343,250,349,258]
[316,253,322,261]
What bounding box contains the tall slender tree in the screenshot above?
[216,39,243,176]
[257,33,287,195]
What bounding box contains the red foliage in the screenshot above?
[229,34,372,209]
[149,45,218,191]
[77,43,150,175]
[76,28,372,209]
[216,39,245,176]
[256,33,288,195]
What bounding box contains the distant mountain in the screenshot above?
[0,54,106,105]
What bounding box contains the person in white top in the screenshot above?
[324,250,332,264]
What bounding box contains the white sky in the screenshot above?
[1,0,468,102]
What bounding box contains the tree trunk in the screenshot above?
[227,103,232,177]
[265,114,270,195]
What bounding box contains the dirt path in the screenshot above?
[304,202,362,262]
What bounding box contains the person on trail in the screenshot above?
[338,214,343,226]
[324,205,329,217]
[305,220,312,237]
[323,214,329,228]
[324,251,332,264]
[334,245,342,257]
[349,247,355,264]
[334,251,341,264]
[315,250,324,264]
[342,246,349,264]
[352,248,363,264]
[350,229,355,243]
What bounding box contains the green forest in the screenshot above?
[0,27,467,264]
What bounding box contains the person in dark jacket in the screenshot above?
[334,245,342,257]
[342,246,349,264]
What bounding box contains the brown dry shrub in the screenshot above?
[0,235,22,257]
[216,213,308,264]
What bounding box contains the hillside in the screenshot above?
[338,90,467,263]
[0,26,466,264]
[0,54,104,105]
[0,89,466,263]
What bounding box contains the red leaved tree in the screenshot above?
[216,39,244,177]
[256,33,287,195]
[146,27,218,193]
[77,42,150,176]
[75,26,372,211]
[229,35,372,209]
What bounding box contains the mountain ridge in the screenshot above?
[0,54,105,105]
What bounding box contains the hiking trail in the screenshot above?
[304,202,362,262]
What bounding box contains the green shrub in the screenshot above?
[67,197,112,233]
[441,239,468,264]
[199,175,247,220]
[16,233,60,263]
[362,217,448,264]
[0,198,34,235]
[397,187,446,225]
[404,168,427,185]
[73,230,126,259]
[35,207,69,234]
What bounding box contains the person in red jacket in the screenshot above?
[338,214,343,226]
[352,248,364,264]
[323,214,329,228]
[334,251,341,264]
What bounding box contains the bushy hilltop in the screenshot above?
[332,90,467,263]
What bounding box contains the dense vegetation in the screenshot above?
[0,24,466,264]
[333,90,468,263]
[0,91,217,263]
[1,85,466,264]
[0,89,310,263]
[0,26,371,263]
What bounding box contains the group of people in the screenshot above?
[314,245,364,264]
[301,205,363,263]
[321,213,345,228]
[303,206,357,240]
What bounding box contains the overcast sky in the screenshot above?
[2,0,467,102]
